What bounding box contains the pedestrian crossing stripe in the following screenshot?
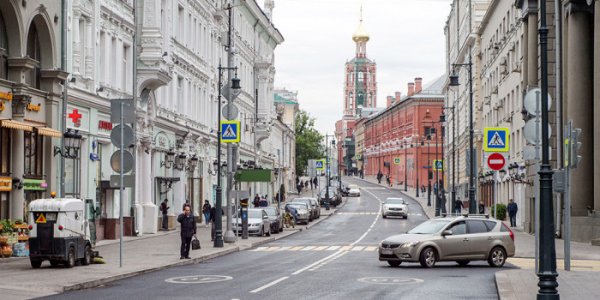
[483,127,509,152]
[336,212,422,216]
[249,245,380,252]
[220,120,240,143]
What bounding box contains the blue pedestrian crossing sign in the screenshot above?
[220,120,240,143]
[433,160,443,171]
[484,127,509,152]
[315,159,325,171]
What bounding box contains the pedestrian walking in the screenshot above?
[202,200,211,225]
[253,194,260,208]
[297,183,302,194]
[386,175,391,187]
[177,205,196,259]
[160,199,170,230]
[310,179,314,190]
[507,199,518,227]
[313,177,318,188]
[454,199,463,214]
[478,200,485,214]
[377,171,383,184]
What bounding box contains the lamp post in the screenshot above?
[415,136,423,198]
[214,64,241,248]
[449,53,476,214]
[403,139,408,192]
[324,134,335,209]
[536,0,558,297]
[441,106,455,213]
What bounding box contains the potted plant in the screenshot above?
[0,219,14,248]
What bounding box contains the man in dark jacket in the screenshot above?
[454,199,464,214]
[160,199,169,230]
[507,199,518,227]
[177,205,196,259]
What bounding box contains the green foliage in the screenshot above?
[295,110,324,176]
[491,203,507,220]
[0,219,14,235]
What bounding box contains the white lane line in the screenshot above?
[292,250,344,275]
[251,247,268,252]
[249,276,289,294]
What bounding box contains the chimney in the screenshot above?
[386,96,393,108]
[415,77,423,94]
[395,91,401,102]
[407,82,415,97]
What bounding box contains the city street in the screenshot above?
[44,178,507,300]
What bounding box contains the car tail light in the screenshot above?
[58,225,64,231]
[503,223,514,241]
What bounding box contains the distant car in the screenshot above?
[285,203,310,224]
[293,198,319,221]
[233,208,271,236]
[308,198,321,219]
[378,215,515,268]
[318,187,342,206]
[382,197,408,219]
[263,206,283,233]
[346,184,360,197]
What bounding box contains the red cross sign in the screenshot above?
[68,109,82,127]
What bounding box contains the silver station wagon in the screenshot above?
[378,215,515,268]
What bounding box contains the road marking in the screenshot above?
[351,246,365,251]
[365,246,378,252]
[289,246,304,251]
[165,275,233,284]
[327,246,340,251]
[249,276,289,293]
[314,246,328,251]
[292,250,345,275]
[266,247,280,251]
[301,246,316,251]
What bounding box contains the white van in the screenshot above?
[28,198,95,268]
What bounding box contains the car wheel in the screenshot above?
[30,258,42,269]
[82,245,92,266]
[65,247,76,268]
[50,260,60,267]
[456,260,470,266]
[387,261,402,267]
[382,213,387,219]
[488,246,507,267]
[419,247,437,268]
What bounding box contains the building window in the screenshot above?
[0,127,9,175]
[0,11,8,79]
[24,131,43,177]
[26,22,41,89]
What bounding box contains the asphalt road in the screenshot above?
[42,177,510,300]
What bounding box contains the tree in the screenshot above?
[295,110,324,176]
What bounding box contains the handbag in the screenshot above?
[191,235,201,250]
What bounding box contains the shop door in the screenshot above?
[187,177,202,217]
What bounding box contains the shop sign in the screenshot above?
[27,102,42,112]
[0,101,5,112]
[23,179,47,191]
[0,177,12,191]
[0,91,12,101]
[99,120,113,131]
[68,108,83,127]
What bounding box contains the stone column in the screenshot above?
[594,0,600,212]
[10,128,24,220]
[72,13,81,75]
[566,2,593,216]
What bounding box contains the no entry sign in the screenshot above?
[487,152,506,171]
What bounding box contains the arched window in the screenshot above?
[0,11,8,79]
[27,22,41,89]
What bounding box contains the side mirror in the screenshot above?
[263,215,269,220]
[442,230,453,236]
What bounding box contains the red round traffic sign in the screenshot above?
[487,153,506,171]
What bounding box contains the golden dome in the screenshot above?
[352,20,369,42]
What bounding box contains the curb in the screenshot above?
[494,271,516,300]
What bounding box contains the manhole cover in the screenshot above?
[165,275,233,284]
[357,277,424,285]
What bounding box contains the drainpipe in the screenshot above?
[60,0,68,197]
[554,0,563,238]
[131,0,138,235]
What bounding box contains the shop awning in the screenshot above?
[0,119,33,131]
[36,127,62,137]
[234,169,272,182]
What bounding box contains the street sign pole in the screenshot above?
[119,102,124,268]
[564,121,572,271]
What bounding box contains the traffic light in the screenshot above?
[571,128,583,169]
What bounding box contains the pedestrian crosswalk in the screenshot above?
[249,245,379,252]
[335,212,423,216]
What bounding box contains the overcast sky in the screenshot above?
[265,0,453,134]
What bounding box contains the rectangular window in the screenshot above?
[24,131,43,177]
[123,44,130,91]
[178,5,184,41]
[0,127,10,174]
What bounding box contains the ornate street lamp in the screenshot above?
[186,155,199,172]
[160,150,176,168]
[173,153,187,171]
[53,129,84,159]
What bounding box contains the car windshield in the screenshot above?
[287,203,307,210]
[263,207,276,216]
[348,185,358,189]
[407,220,450,234]
[247,210,263,219]
[385,198,405,204]
[295,199,311,205]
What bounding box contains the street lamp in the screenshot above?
[53,129,84,159]
[449,53,476,214]
[173,153,188,171]
[186,155,199,172]
[160,150,176,169]
[441,106,456,214]
[214,65,241,248]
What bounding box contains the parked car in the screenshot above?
[346,184,361,197]
[293,198,319,221]
[263,206,283,233]
[318,187,342,207]
[285,202,310,224]
[232,208,271,236]
[381,197,408,219]
[308,198,321,219]
[378,215,515,268]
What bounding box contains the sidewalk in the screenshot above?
[0,193,340,300]
[350,175,600,299]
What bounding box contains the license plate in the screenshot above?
[381,248,393,255]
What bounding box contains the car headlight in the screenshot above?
[402,241,419,248]
[250,223,260,227]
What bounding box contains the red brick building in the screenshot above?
[364,77,445,191]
